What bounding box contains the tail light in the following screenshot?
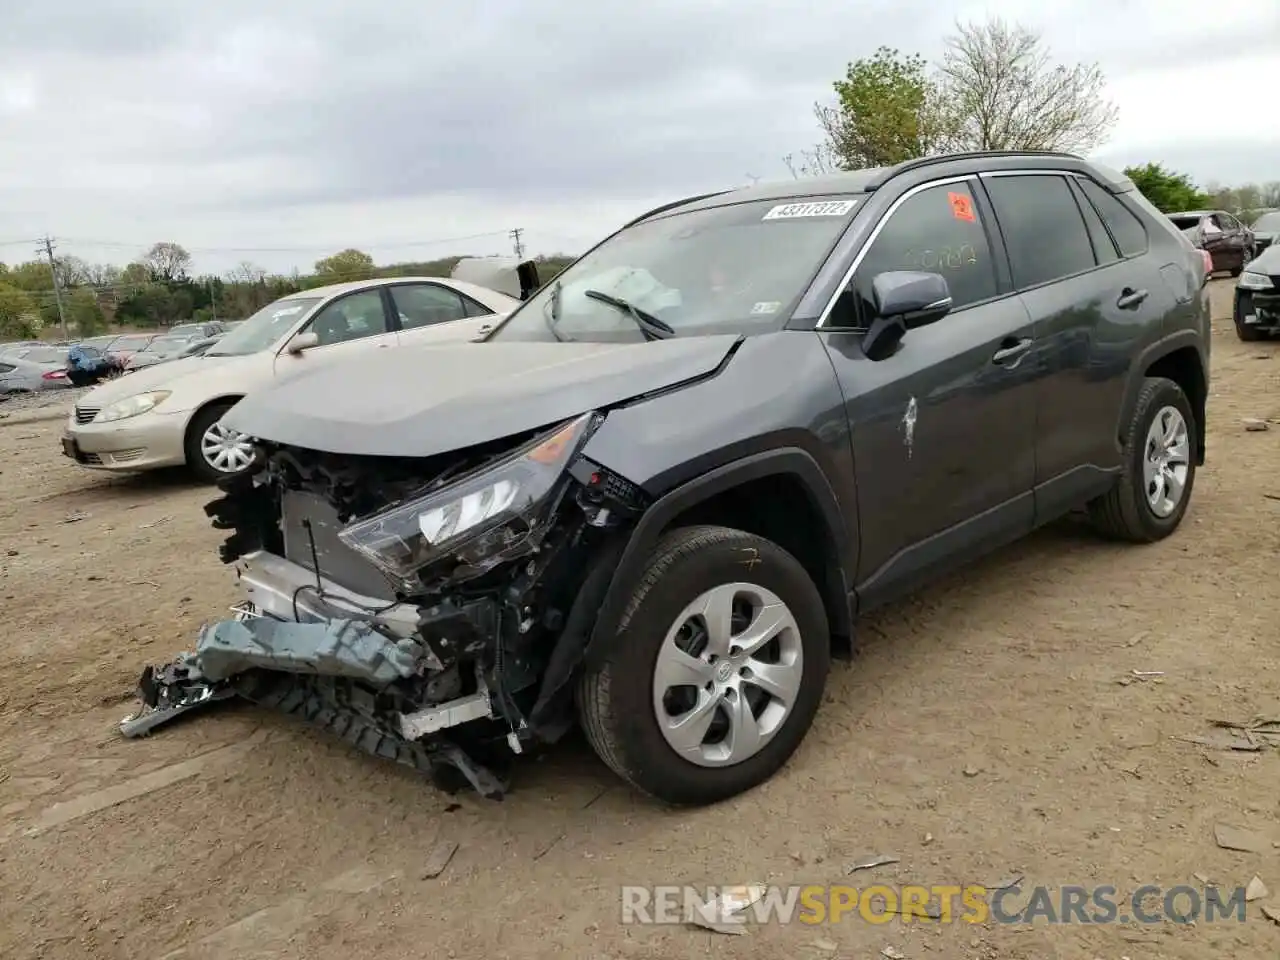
[1200,249,1213,279]
[42,370,67,380]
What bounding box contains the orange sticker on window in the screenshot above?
[948,191,976,222]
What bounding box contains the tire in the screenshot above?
[576,524,831,805]
[1230,245,1253,278]
[1088,377,1197,542]
[1235,318,1265,342]
[183,401,255,484]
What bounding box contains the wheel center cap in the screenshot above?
[715,661,734,683]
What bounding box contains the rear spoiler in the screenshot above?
[450,257,542,301]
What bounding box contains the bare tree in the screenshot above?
[936,18,1118,154]
[142,242,192,283]
[782,138,838,180]
[1260,181,1280,209]
[226,260,267,285]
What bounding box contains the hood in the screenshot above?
[82,353,248,405]
[222,334,741,457]
[1248,245,1280,275]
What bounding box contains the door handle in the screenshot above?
[1116,287,1148,309]
[991,337,1033,365]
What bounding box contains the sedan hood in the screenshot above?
[222,335,741,457]
[82,354,246,405]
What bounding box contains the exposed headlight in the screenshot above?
[94,391,172,423]
[1239,271,1275,291]
[338,412,597,585]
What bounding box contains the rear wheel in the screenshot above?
[577,525,830,805]
[1088,377,1196,542]
[1231,245,1254,278]
[184,401,255,483]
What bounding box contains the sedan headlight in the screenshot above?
[338,412,598,584]
[1239,271,1275,291]
[94,391,172,423]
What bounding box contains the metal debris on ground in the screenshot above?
[60,511,89,524]
[1177,718,1280,753]
[881,946,906,960]
[1214,823,1270,854]
[847,855,900,875]
[419,839,459,879]
[688,883,766,936]
[1119,669,1164,686]
[1243,418,1270,431]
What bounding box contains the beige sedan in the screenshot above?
[61,274,521,482]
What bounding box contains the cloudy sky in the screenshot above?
[2,0,1277,278]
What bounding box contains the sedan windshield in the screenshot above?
[488,196,863,343]
[206,297,322,356]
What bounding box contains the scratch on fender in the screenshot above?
[902,396,917,458]
[738,547,762,570]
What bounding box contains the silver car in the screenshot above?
[0,346,72,395]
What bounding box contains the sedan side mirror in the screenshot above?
[285,332,319,355]
[861,271,953,361]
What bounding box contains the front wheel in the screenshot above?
[1088,377,1196,542]
[184,401,255,483]
[577,524,831,805]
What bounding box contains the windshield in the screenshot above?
[488,196,862,343]
[1252,212,1280,232]
[146,336,190,353]
[206,297,322,356]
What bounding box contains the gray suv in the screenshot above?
[125,151,1211,806]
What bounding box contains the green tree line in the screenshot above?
[0,243,577,341]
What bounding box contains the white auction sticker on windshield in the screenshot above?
[761,200,857,221]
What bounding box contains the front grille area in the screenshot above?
[281,490,396,601]
[74,406,99,424]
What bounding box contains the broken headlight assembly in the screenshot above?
[338,412,598,586]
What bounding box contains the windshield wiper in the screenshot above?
[582,289,675,341]
[543,280,572,342]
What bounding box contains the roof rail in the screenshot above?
[864,150,1085,191]
[623,190,735,228]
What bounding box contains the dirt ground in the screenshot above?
[1,279,1277,960]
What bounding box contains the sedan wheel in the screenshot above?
[1141,405,1191,519]
[200,420,255,475]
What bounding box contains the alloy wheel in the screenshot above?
[1142,405,1190,518]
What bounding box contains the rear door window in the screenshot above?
[389,284,470,329]
[984,174,1096,289]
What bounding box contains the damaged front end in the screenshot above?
[122,411,646,798]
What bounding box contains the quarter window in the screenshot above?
[305,290,389,346]
[1069,179,1119,266]
[389,284,470,330]
[1076,178,1148,258]
[985,174,1096,289]
[845,181,999,321]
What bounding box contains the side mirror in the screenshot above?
[872,270,953,328]
[860,271,953,362]
[285,332,319,355]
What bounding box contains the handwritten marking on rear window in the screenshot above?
[761,200,857,221]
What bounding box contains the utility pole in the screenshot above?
[39,235,69,341]
[510,227,525,260]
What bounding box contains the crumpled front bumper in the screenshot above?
[119,551,510,798]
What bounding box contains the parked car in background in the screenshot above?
[0,340,45,358]
[0,348,72,396]
[1167,209,1255,276]
[1250,210,1280,255]
[167,321,226,340]
[103,333,160,365]
[66,343,127,387]
[124,333,218,372]
[63,272,528,482]
[1232,243,1280,341]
